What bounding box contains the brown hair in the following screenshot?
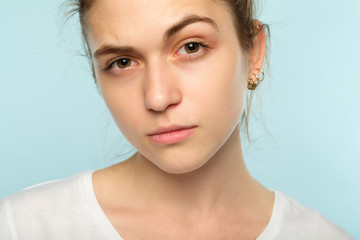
[64,0,269,140]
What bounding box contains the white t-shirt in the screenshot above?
[0,171,353,240]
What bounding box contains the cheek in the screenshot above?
[98,79,145,142]
[183,46,248,120]
[217,47,247,111]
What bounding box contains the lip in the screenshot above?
[147,125,198,145]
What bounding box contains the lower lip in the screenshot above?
[149,127,197,145]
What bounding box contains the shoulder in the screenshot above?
[3,171,92,210]
[0,171,93,233]
[261,191,353,240]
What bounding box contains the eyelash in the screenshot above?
[177,40,210,57]
[103,57,136,73]
[102,40,211,73]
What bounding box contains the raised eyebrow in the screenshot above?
[164,15,219,40]
[93,45,136,59]
[93,15,218,59]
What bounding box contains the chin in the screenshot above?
[156,161,206,175]
[134,123,239,175]
[143,146,218,175]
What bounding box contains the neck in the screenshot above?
[130,128,268,217]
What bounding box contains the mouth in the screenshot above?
[147,125,198,145]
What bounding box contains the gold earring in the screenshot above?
[250,22,262,34]
[247,68,265,90]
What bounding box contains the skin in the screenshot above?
[87,0,273,239]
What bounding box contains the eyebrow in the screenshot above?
[93,15,218,59]
[164,15,219,40]
[93,46,136,59]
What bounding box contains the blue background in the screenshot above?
[0,0,359,237]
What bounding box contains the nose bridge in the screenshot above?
[144,58,182,112]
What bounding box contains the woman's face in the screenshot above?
[87,0,249,173]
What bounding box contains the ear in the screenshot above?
[247,20,266,76]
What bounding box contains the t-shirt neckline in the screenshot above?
[83,170,124,240]
[82,170,281,240]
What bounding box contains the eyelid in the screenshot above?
[102,57,137,73]
[175,40,212,58]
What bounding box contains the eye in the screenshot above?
[112,58,135,69]
[183,42,200,54]
[104,57,137,73]
[177,42,208,55]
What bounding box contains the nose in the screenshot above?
[144,62,182,112]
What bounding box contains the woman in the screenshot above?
[0,0,353,239]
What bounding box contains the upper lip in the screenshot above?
[147,125,198,136]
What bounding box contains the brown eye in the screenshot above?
[184,42,200,54]
[116,58,132,69]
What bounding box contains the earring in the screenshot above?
[247,68,265,90]
[250,22,262,34]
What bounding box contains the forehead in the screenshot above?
[86,0,234,50]
[87,0,226,21]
